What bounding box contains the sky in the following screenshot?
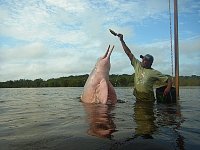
[0,0,200,82]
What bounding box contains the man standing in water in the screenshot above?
[117,33,172,101]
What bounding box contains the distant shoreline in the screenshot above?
[0,74,200,88]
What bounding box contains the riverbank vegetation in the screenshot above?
[0,74,199,88]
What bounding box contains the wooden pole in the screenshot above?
[174,0,179,100]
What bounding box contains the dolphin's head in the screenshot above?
[95,45,114,73]
[95,57,111,73]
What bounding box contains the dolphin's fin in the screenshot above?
[96,79,108,104]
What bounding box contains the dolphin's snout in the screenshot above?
[103,45,114,59]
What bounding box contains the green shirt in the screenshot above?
[131,56,168,101]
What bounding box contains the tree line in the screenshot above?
[0,74,200,88]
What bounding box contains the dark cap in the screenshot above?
[140,54,154,63]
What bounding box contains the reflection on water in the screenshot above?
[156,103,185,150]
[83,103,116,139]
[82,100,186,149]
[133,101,157,138]
[0,87,199,150]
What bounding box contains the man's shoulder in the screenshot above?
[146,68,167,78]
[149,68,162,74]
[131,56,141,67]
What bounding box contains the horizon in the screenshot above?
[1,74,199,83]
[1,0,200,82]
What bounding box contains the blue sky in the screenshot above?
[0,0,200,82]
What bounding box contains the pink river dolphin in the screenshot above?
[81,45,117,104]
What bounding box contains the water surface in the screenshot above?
[0,87,199,150]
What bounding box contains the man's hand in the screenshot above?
[163,87,171,96]
[118,34,123,41]
[163,78,172,96]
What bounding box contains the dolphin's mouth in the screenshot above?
[102,45,114,59]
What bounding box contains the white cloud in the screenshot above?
[1,42,48,61]
[0,0,200,81]
[45,0,87,12]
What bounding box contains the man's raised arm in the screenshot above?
[118,34,134,62]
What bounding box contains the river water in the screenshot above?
[0,87,199,150]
